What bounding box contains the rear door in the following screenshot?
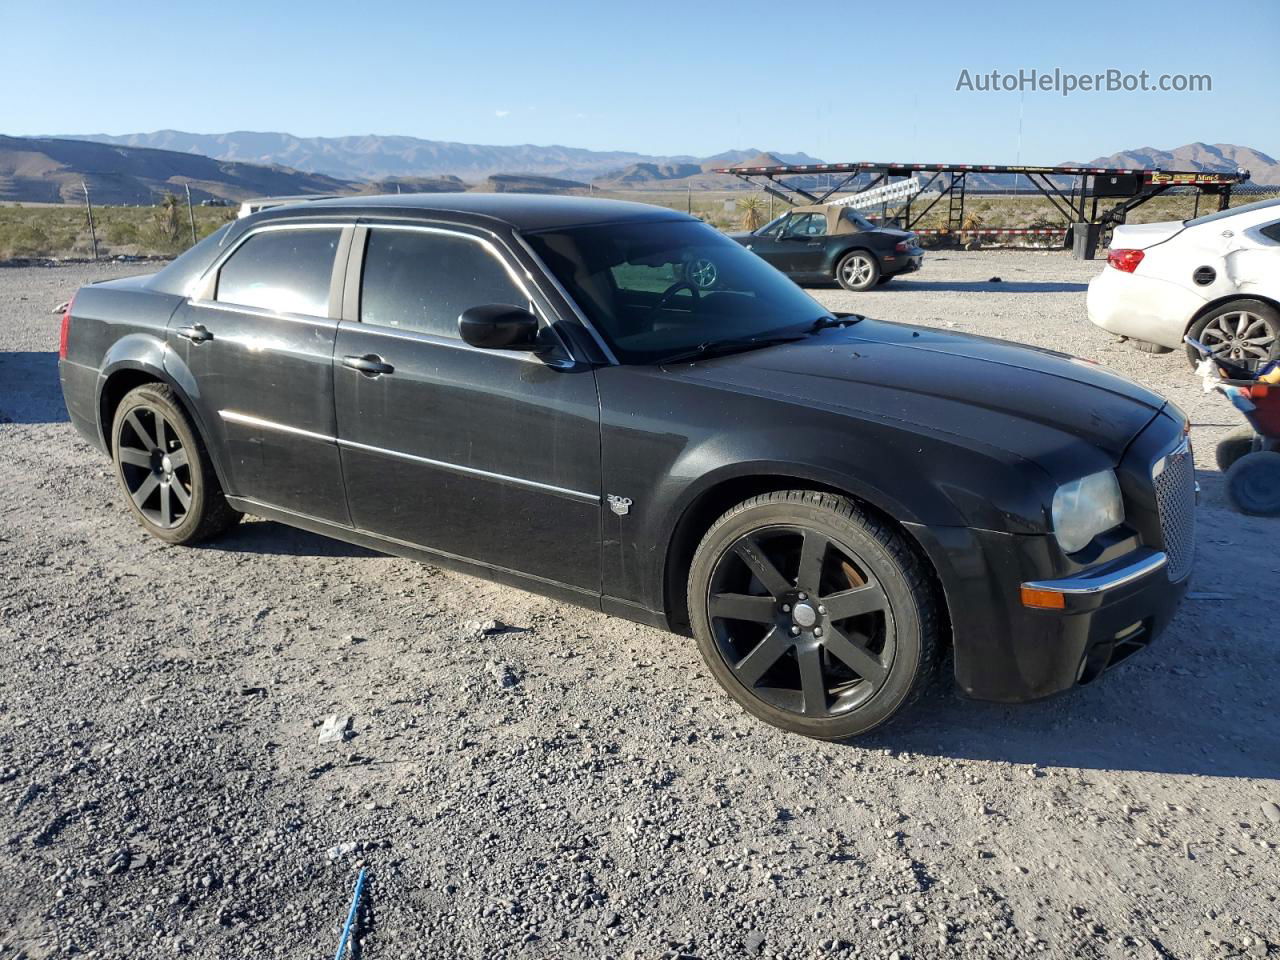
[332,223,602,593]
[166,223,352,523]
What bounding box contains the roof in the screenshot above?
[257,192,694,232]
[788,203,863,235]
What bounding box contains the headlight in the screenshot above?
[1051,470,1124,554]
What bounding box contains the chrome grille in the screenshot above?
[1152,438,1196,582]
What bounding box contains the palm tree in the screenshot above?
[737,194,768,232]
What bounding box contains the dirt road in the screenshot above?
[1,254,1276,960]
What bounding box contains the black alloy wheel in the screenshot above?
[689,491,938,739]
[117,404,192,530]
[111,383,241,544]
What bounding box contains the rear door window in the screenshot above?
[359,228,528,338]
[216,228,341,317]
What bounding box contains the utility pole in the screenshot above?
[81,180,98,261]
[184,183,197,246]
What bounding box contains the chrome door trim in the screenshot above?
[219,410,335,443]
[218,409,599,504]
[338,438,598,503]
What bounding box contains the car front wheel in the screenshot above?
[111,383,241,544]
[835,250,880,292]
[688,490,940,739]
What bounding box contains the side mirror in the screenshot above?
[458,304,539,350]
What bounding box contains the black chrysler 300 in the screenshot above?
[58,194,1194,739]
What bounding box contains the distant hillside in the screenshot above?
[352,175,468,195]
[472,174,589,194]
[0,135,354,204]
[1074,142,1279,186]
[64,130,822,183]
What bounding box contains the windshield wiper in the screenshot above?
[659,334,806,365]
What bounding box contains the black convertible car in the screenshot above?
[727,203,924,291]
[59,194,1192,739]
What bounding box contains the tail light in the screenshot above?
[58,294,75,359]
[894,237,917,253]
[1107,249,1144,273]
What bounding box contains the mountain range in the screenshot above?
[63,130,822,183]
[2,132,1275,206]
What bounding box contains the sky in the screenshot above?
[4,0,1277,163]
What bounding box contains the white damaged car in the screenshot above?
[1087,197,1280,370]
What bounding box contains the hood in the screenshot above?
[667,319,1166,480]
[1111,220,1185,250]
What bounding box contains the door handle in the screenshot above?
[342,354,394,376]
[176,324,213,343]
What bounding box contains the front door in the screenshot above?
[773,211,829,276]
[166,224,351,523]
[332,224,602,592]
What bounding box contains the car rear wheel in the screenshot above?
[688,490,939,739]
[835,250,880,292]
[1186,300,1280,371]
[1224,451,1280,517]
[111,383,241,544]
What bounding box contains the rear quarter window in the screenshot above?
[215,228,341,317]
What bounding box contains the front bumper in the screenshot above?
[908,524,1189,702]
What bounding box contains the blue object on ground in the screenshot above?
[334,867,367,960]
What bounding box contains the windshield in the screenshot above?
[524,219,830,364]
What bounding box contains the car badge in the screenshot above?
[607,495,633,517]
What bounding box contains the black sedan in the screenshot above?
[58,194,1192,739]
[727,203,923,291]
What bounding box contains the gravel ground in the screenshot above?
[1,253,1277,960]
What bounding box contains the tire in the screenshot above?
[687,490,940,740]
[1224,451,1280,517]
[835,250,880,292]
[1185,299,1280,371]
[1216,424,1259,472]
[111,383,241,544]
[1127,339,1173,355]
